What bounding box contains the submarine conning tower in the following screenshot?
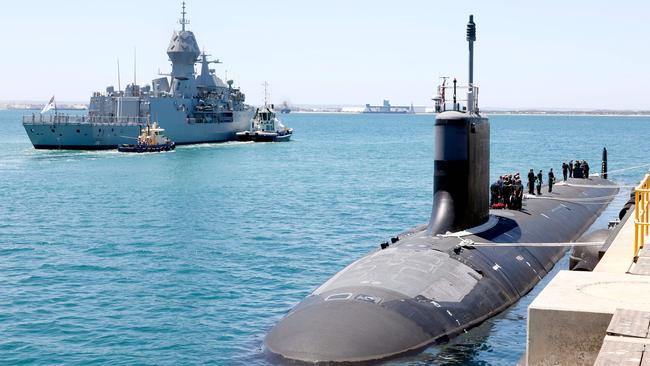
[428,15,489,235]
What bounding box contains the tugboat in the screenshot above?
[236,83,293,142]
[117,122,175,153]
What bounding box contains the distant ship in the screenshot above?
[22,2,254,150]
[280,101,291,114]
[363,100,415,114]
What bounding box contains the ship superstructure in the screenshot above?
[23,2,254,149]
[363,99,415,114]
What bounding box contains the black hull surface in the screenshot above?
[236,131,293,142]
[265,178,618,363]
[117,143,175,153]
[34,139,236,151]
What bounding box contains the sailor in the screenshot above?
[562,162,568,181]
[583,161,590,178]
[490,180,500,206]
[573,160,581,178]
[503,178,513,208]
[510,179,518,209]
[514,179,524,209]
[548,168,555,192]
[569,160,574,178]
[527,169,536,195]
[536,169,543,195]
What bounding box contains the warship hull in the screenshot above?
[265,178,618,363]
[23,108,253,150]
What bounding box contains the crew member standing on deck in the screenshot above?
[536,169,543,195]
[503,178,513,208]
[527,169,535,195]
[514,179,524,209]
[569,160,574,178]
[575,160,583,178]
[548,168,555,193]
[490,180,500,206]
[562,162,568,181]
[584,161,590,178]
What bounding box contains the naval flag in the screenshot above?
[40,95,56,114]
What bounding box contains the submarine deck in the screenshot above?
[265,177,619,363]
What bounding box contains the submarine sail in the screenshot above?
[265,15,619,363]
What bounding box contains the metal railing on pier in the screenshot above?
[22,114,148,126]
[634,174,650,256]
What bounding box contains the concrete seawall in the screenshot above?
[525,175,650,365]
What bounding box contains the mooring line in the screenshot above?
[591,163,650,176]
[459,238,605,248]
[523,193,620,202]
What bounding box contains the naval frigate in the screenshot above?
[23,3,254,149]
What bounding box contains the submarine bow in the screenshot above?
[265,179,618,363]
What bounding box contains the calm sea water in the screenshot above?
[1,110,649,365]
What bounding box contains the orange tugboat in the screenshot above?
[117,122,175,153]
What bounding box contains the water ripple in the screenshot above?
[0,112,647,365]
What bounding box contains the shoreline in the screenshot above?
[287,111,650,117]
[3,108,650,118]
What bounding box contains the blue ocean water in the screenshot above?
[1,110,649,365]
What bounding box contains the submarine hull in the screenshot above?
[265,178,618,363]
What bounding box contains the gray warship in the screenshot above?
[23,3,254,149]
[265,16,619,363]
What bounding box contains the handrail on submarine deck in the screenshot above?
[634,174,650,256]
[433,84,479,113]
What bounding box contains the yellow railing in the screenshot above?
[634,174,650,256]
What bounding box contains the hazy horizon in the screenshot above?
[4,99,650,112]
[3,1,649,109]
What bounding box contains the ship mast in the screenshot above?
[263,81,269,108]
[179,1,189,31]
[466,15,477,113]
[467,15,476,86]
[117,58,121,92]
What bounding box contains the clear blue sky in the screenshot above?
[3,0,649,109]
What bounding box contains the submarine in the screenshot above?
[265,16,619,363]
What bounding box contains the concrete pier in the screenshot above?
[526,175,650,365]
